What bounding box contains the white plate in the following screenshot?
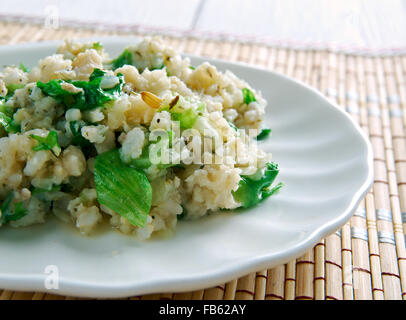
[0,38,373,298]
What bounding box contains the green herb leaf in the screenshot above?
[91,42,103,51]
[0,111,20,133]
[256,128,271,140]
[242,88,256,104]
[94,149,152,227]
[69,121,91,147]
[19,63,30,73]
[110,49,133,70]
[109,48,165,72]
[232,162,282,208]
[160,99,205,130]
[5,83,25,100]
[31,185,61,195]
[1,192,27,225]
[30,130,61,156]
[37,68,124,111]
[128,144,152,170]
[189,65,195,70]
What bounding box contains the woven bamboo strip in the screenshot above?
[223,279,237,300]
[369,57,402,299]
[172,292,193,300]
[295,250,314,300]
[345,54,373,300]
[265,266,285,300]
[234,273,256,300]
[159,293,173,300]
[378,56,406,298]
[356,56,385,300]
[203,286,225,300]
[393,56,406,299]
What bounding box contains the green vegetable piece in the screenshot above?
[5,83,25,100]
[69,121,91,147]
[30,130,61,156]
[171,107,199,129]
[242,88,256,104]
[110,49,133,70]
[109,48,165,72]
[31,185,61,195]
[161,99,204,130]
[94,149,152,228]
[256,128,271,140]
[1,192,27,225]
[19,63,30,73]
[91,42,103,51]
[189,66,196,70]
[37,68,124,111]
[0,111,20,133]
[232,162,282,208]
[128,145,152,170]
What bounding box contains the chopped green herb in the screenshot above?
[109,49,165,72]
[0,111,20,133]
[19,63,30,73]
[69,121,92,148]
[189,65,195,70]
[128,144,152,170]
[160,99,205,129]
[232,162,282,208]
[30,130,61,156]
[110,48,133,70]
[94,149,152,227]
[1,192,27,225]
[242,88,256,104]
[31,185,61,195]
[5,83,25,100]
[256,128,271,140]
[37,68,124,111]
[91,42,103,51]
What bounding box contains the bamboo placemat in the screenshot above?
[0,21,406,300]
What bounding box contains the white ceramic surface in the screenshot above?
[0,38,373,298]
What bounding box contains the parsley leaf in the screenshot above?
[110,49,133,70]
[5,83,25,100]
[94,149,152,227]
[242,88,256,104]
[91,42,103,51]
[30,130,61,156]
[37,68,124,111]
[69,121,91,147]
[109,48,165,72]
[0,111,20,133]
[19,63,30,73]
[232,162,282,208]
[256,128,271,140]
[1,192,27,225]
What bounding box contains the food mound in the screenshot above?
[0,38,281,239]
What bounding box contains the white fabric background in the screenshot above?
[1,0,406,50]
